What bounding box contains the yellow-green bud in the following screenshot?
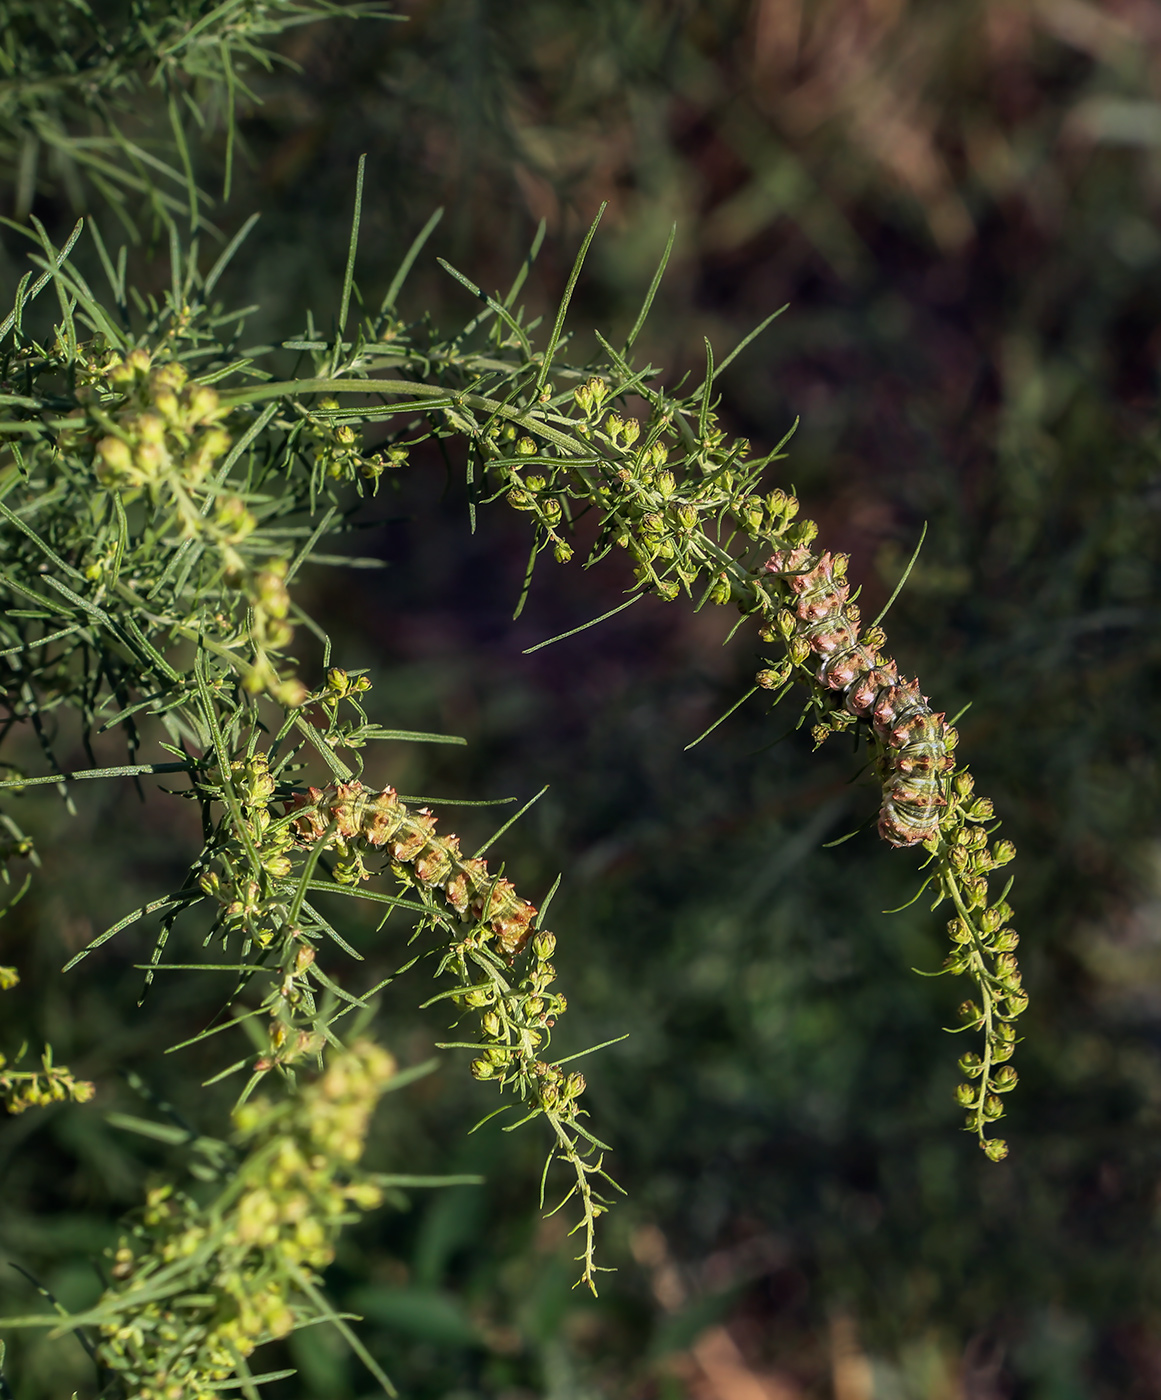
[274,679,308,708]
[756,663,790,690]
[95,436,133,481]
[708,574,731,606]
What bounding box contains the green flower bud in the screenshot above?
[275,678,308,708]
[533,930,557,961]
[756,663,791,690]
[954,1083,975,1107]
[137,412,166,445]
[981,1137,1009,1162]
[95,435,134,482]
[775,608,797,640]
[740,497,765,532]
[982,1094,1004,1120]
[978,906,1002,933]
[516,436,538,456]
[185,384,221,424]
[470,1057,494,1081]
[958,1052,983,1077]
[992,1065,1018,1092]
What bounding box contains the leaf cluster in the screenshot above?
[0,0,397,230]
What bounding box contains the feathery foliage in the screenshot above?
[0,3,1032,1394]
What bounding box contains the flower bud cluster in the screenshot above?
[288,780,541,952]
[78,347,306,704]
[94,1041,393,1399]
[761,546,955,848]
[0,1042,95,1115]
[302,398,402,487]
[0,969,95,1113]
[472,375,1023,1159]
[92,351,231,498]
[481,420,575,560]
[286,781,585,1124]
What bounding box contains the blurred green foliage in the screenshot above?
[2,1,1161,1397]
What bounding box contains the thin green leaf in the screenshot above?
[534,203,606,396]
[869,521,928,630]
[380,207,443,314]
[473,784,548,860]
[622,222,676,355]
[334,154,366,372]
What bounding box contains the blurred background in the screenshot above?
[3,1,1161,1396]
